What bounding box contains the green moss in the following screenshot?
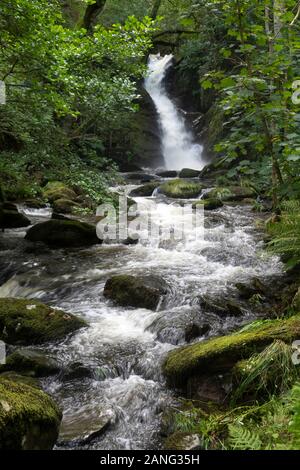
[25,219,101,247]
[0,298,87,345]
[52,198,81,214]
[0,372,40,388]
[163,314,300,387]
[159,179,202,199]
[205,186,256,201]
[192,199,223,211]
[0,378,61,449]
[179,169,201,178]
[43,181,77,203]
[103,275,164,310]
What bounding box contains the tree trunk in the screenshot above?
[83,0,107,33]
[150,0,162,19]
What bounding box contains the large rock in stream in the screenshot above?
[0,298,87,345]
[0,378,61,449]
[159,179,202,199]
[104,275,167,310]
[25,219,100,247]
[163,313,300,389]
[0,203,31,229]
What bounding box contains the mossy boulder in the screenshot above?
[0,372,40,388]
[129,182,160,197]
[156,170,178,178]
[25,219,100,247]
[0,378,61,449]
[163,314,300,388]
[23,199,47,209]
[0,298,87,345]
[179,168,201,178]
[192,199,223,211]
[0,207,31,229]
[1,349,60,377]
[52,198,81,214]
[42,181,77,203]
[203,186,256,202]
[292,287,300,311]
[159,179,202,199]
[104,275,166,310]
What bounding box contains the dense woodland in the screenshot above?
[0,0,300,452]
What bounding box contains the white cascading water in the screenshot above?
[144,54,205,171]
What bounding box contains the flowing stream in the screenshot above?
[0,191,283,450]
[0,56,284,450]
[144,54,204,170]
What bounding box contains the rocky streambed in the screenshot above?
[1,170,298,450]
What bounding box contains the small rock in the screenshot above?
[58,406,111,445]
[185,323,210,342]
[164,432,202,450]
[1,349,60,377]
[60,362,93,381]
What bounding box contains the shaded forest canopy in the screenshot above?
[0,0,299,206]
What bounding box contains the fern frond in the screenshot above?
[228,424,262,450]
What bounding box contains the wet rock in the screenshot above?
[1,349,60,377]
[52,198,81,214]
[185,323,210,343]
[58,406,111,446]
[159,179,202,199]
[2,202,18,211]
[156,170,178,178]
[123,173,157,183]
[42,181,77,203]
[121,236,139,246]
[192,199,223,211]
[60,362,93,381]
[160,409,177,437]
[0,207,31,229]
[23,199,47,209]
[235,278,267,300]
[164,432,202,450]
[292,287,300,311]
[129,182,160,197]
[0,298,87,345]
[187,374,231,404]
[198,295,243,317]
[179,168,201,178]
[104,275,166,310]
[0,377,61,450]
[203,186,256,202]
[25,219,101,247]
[51,212,70,221]
[163,313,300,388]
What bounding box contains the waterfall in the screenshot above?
[144,53,205,171]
